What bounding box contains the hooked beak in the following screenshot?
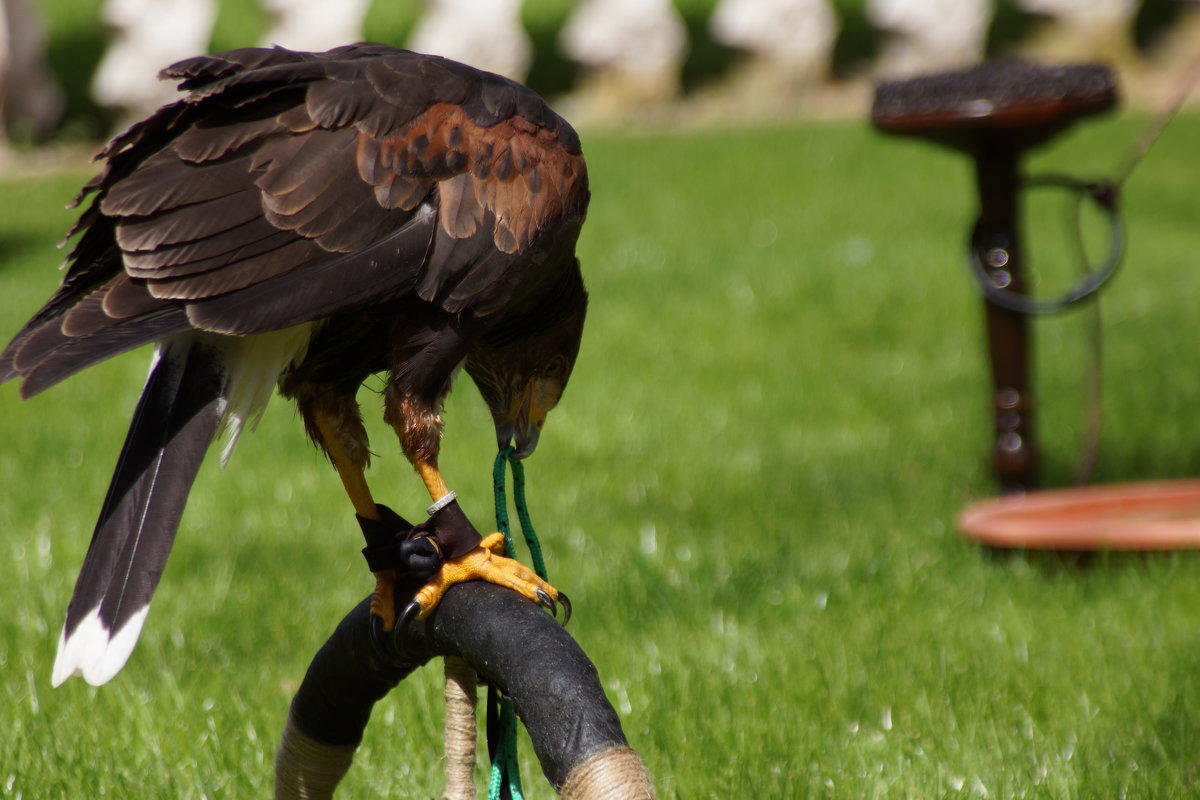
[495,379,543,459]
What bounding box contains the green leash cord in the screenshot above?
[492,446,548,574]
[488,445,547,800]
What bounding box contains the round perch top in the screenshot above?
[871,61,1116,152]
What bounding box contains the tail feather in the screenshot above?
[52,338,227,686]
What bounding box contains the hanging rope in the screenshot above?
[487,445,551,800]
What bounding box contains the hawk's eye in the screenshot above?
[542,356,568,380]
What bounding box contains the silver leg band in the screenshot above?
[426,490,457,516]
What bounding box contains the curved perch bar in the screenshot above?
[275,582,655,798]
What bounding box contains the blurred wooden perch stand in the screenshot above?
[274,582,656,799]
[872,61,1118,491]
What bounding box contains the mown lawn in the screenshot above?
[3,110,1200,798]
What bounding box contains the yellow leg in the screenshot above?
[416,459,451,504]
[311,411,379,522]
[310,410,401,628]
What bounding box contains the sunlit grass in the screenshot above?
[4,113,1200,798]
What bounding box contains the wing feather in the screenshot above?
[13,308,190,398]
[308,190,405,253]
[116,188,263,252]
[185,206,437,334]
[438,171,482,239]
[101,275,162,320]
[145,238,323,299]
[254,128,353,197]
[122,216,281,274]
[262,172,365,236]
[171,100,313,163]
[100,149,256,218]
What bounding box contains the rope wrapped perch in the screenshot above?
[274,580,655,798]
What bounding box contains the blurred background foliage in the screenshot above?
[34,0,1189,143]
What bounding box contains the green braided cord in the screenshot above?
[508,457,549,579]
[488,445,551,800]
[492,447,517,558]
[489,447,514,800]
[488,760,503,800]
[486,695,525,800]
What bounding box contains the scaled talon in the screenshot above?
[371,510,570,633]
[402,533,568,625]
[371,573,400,639]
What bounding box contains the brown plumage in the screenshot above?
[0,43,588,686]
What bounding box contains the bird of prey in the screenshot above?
[0,43,589,686]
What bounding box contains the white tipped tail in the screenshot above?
[52,605,150,687]
[52,338,226,685]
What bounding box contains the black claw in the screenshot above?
[558,592,572,626]
[398,600,421,630]
[369,612,388,652]
[535,587,556,616]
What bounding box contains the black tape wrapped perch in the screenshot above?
[274,506,656,799]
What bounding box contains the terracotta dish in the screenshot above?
[958,480,1200,549]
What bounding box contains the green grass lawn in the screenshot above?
[4,111,1200,798]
